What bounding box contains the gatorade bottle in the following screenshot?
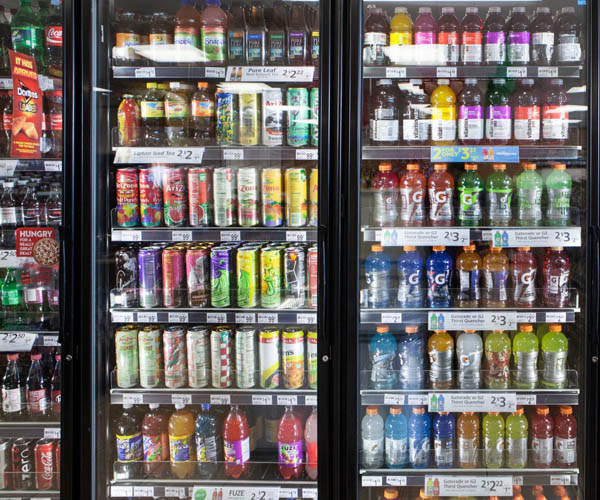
[483,412,505,468]
[545,164,572,226]
[372,162,400,227]
[531,8,555,65]
[174,0,202,48]
[428,329,454,389]
[458,79,484,144]
[365,245,391,308]
[200,0,228,65]
[437,7,459,65]
[458,163,483,226]
[433,412,455,468]
[457,411,479,468]
[402,80,430,144]
[223,405,250,478]
[400,164,426,226]
[460,8,483,66]
[485,329,511,389]
[370,324,397,389]
[517,163,543,226]
[385,406,408,468]
[556,7,582,65]
[543,248,570,307]
[486,79,512,145]
[483,246,509,308]
[483,7,506,65]
[408,406,431,468]
[363,7,389,66]
[168,403,196,479]
[431,80,456,145]
[542,79,569,144]
[414,7,437,45]
[531,406,554,468]
[506,406,528,468]
[398,325,425,389]
[370,80,400,145]
[540,324,568,389]
[456,244,482,307]
[397,247,424,308]
[278,406,303,479]
[361,406,384,467]
[427,163,454,225]
[512,79,541,144]
[486,163,512,226]
[457,330,483,389]
[512,247,538,307]
[390,7,412,49]
[554,406,577,467]
[426,246,453,308]
[507,8,530,65]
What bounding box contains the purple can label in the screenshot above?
[486,105,511,119]
[415,32,435,45]
[139,248,162,307]
[459,106,483,119]
[485,32,506,45]
[224,437,250,464]
[509,31,531,44]
[278,439,303,467]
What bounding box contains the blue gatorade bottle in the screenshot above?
[427,246,453,307]
[409,406,431,468]
[397,324,425,389]
[370,324,397,389]
[366,244,391,308]
[385,406,408,468]
[397,245,423,307]
[433,411,455,468]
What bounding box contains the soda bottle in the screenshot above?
[541,324,568,389]
[458,163,483,226]
[414,7,436,45]
[460,8,483,66]
[399,164,426,226]
[506,406,528,468]
[456,244,482,307]
[200,0,228,65]
[140,83,166,147]
[385,406,408,468]
[21,186,41,226]
[512,79,541,144]
[390,7,412,49]
[2,268,25,328]
[556,7,582,65]
[485,79,512,145]
[517,163,543,226]
[370,80,400,145]
[438,7,459,66]
[483,246,509,308]
[267,2,286,65]
[2,353,25,420]
[433,412,455,468]
[430,79,456,146]
[542,79,569,144]
[428,329,454,389]
[511,247,538,307]
[554,405,576,467]
[174,0,202,48]
[223,405,250,478]
[483,7,506,65]
[458,79,484,144]
[195,404,219,478]
[115,404,143,478]
[457,411,479,468]
[428,163,453,225]
[227,3,246,64]
[304,407,317,479]
[457,330,483,389]
[531,406,554,468]
[402,80,430,144]
[0,8,11,77]
[246,3,267,65]
[278,406,303,479]
[165,83,190,147]
[545,164,572,225]
[543,247,570,307]
[397,246,423,308]
[486,163,512,225]
[507,7,530,65]
[426,246,452,308]
[44,0,62,78]
[485,329,511,389]
[168,403,195,479]
[397,325,425,389]
[365,245,391,308]
[408,406,430,468]
[372,162,399,227]
[370,324,397,389]
[531,7,555,65]
[363,7,389,66]
[191,82,215,144]
[48,89,63,158]
[25,353,49,420]
[50,354,60,417]
[361,406,384,467]
[142,404,169,478]
[287,5,308,66]
[11,0,45,73]
[483,412,504,468]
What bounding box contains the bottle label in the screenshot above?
[513,268,537,305]
[306,441,318,465]
[169,434,193,462]
[143,433,167,462]
[458,187,483,220]
[196,435,218,462]
[400,187,425,223]
[485,344,510,383]
[265,419,278,444]
[458,269,481,302]
[371,348,395,386]
[224,436,250,464]
[363,32,387,65]
[26,389,49,413]
[484,436,504,466]
[201,26,227,63]
[50,113,63,131]
[1,289,19,306]
[174,27,200,47]
[428,187,453,221]
[2,112,11,132]
[555,436,576,464]
[514,106,541,141]
[458,351,481,387]
[543,106,569,140]
[427,269,451,305]
[228,31,244,59]
[366,270,390,307]
[403,112,429,141]
[116,432,143,462]
[438,32,459,64]
[532,32,554,62]
[385,437,407,465]
[25,287,43,305]
[278,439,303,467]
[431,107,456,142]
[458,105,484,140]
[268,33,285,61]
[508,31,531,63]
[518,187,543,221]
[363,437,384,464]
[414,32,435,45]
[557,35,581,62]
[289,32,306,58]
[1,206,16,226]
[458,436,478,465]
[370,119,399,142]
[546,188,571,221]
[311,32,320,61]
[192,99,214,118]
[247,33,265,63]
[390,32,410,46]
[434,436,454,466]
[409,436,430,466]
[12,26,44,52]
[45,25,62,47]
[149,33,173,45]
[486,105,511,140]
[542,350,567,384]
[485,32,506,63]
[374,190,398,225]
[532,436,553,465]
[507,436,527,465]
[487,188,512,222]
[115,32,141,48]
[140,101,165,119]
[484,269,508,302]
[1,387,23,413]
[165,102,189,119]
[429,348,453,382]
[398,268,422,307]
[461,32,483,63]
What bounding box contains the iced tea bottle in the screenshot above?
[483,7,506,65]
[227,3,247,64]
[485,79,512,145]
[531,7,555,65]
[542,79,569,145]
[191,82,215,144]
[414,7,436,45]
[246,3,267,65]
[483,246,509,308]
[460,7,483,66]
[428,163,454,226]
[456,244,482,308]
[363,7,389,66]
[267,2,286,66]
[438,7,459,66]
[431,79,456,146]
[399,163,426,227]
[458,79,484,145]
[512,79,540,145]
[457,411,479,468]
[168,403,196,478]
[390,7,412,48]
[507,7,530,66]
[287,5,308,65]
[174,0,202,48]
[200,0,228,65]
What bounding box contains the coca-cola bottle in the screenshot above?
[2,353,25,421]
[45,183,62,226]
[26,353,50,421]
[50,354,60,418]
[21,186,42,226]
[44,0,62,78]
[2,91,12,157]
[0,182,17,248]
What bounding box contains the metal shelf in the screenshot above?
[0,159,62,176]
[0,421,60,439]
[0,492,60,499]
[0,74,61,91]
[362,65,583,79]
[111,483,317,499]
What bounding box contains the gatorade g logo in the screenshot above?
[434,273,447,285]
[412,191,424,203]
[433,190,448,203]
[461,192,473,206]
[408,272,420,285]
[521,270,535,284]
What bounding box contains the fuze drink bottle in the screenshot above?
[456,244,482,308]
[223,405,250,478]
[428,163,453,225]
[531,406,554,468]
[517,163,543,226]
[365,245,391,308]
[428,329,454,389]
[511,247,538,307]
[414,7,436,45]
[385,406,408,468]
[531,7,555,65]
[457,411,479,468]
[304,407,317,479]
[398,325,425,389]
[142,403,169,478]
[431,80,456,145]
[543,247,570,307]
[483,246,509,308]
[372,162,399,227]
[278,406,303,479]
[408,406,430,468]
[483,411,504,468]
[507,7,530,65]
[426,246,452,308]
[460,8,483,66]
[437,7,459,65]
[541,324,568,389]
[486,79,512,145]
[483,7,506,65]
[458,164,483,226]
[369,324,397,389]
[397,246,423,308]
[433,412,455,468]
[484,329,511,389]
[456,330,483,389]
[545,164,572,226]
[506,406,528,468]
[458,79,484,144]
[363,7,389,66]
[555,405,577,467]
[486,163,512,226]
[512,79,541,144]
[399,163,426,226]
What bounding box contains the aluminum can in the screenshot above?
[115,326,139,388]
[186,246,210,307]
[260,247,282,308]
[162,247,186,307]
[34,439,55,490]
[307,330,318,389]
[138,167,163,227]
[11,439,34,490]
[163,326,187,388]
[235,326,257,388]
[0,439,11,489]
[308,245,318,308]
[239,92,260,145]
[116,168,139,227]
[138,326,163,388]
[262,89,283,146]
[113,246,138,307]
[261,167,283,227]
[237,246,259,308]
[210,327,233,388]
[216,92,238,145]
[286,87,310,147]
[213,167,237,227]
[285,168,308,227]
[259,328,280,388]
[138,246,162,308]
[55,442,60,485]
[309,168,318,227]
[186,326,210,388]
[237,167,260,227]
[284,245,306,307]
[310,87,319,147]
[282,328,305,389]
[188,167,212,226]
[211,246,234,308]
[162,167,188,226]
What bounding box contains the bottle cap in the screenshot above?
[493,78,506,85]
[30,353,41,360]
[551,246,564,251]
[437,79,450,85]
[197,82,209,88]
[146,82,157,89]
[419,490,428,500]
[549,324,562,332]
[492,330,505,333]
[407,163,419,171]
[551,79,564,85]
[523,163,537,170]
[433,163,447,171]
[519,324,533,332]
[489,411,500,415]
[377,79,393,85]
[466,7,478,14]
[463,244,476,251]
[537,406,550,415]
[441,7,454,14]
[366,406,379,415]
[560,405,573,415]
[7,354,18,361]
[493,163,506,171]
[169,81,181,89]
[403,246,416,251]
[376,324,389,333]
[439,411,449,415]
[413,406,425,414]
[432,245,446,251]
[405,325,419,334]
[464,163,478,170]
[418,7,431,14]
[536,7,550,13]
[513,7,526,12]
[371,244,383,252]
[463,411,474,415]
[513,406,524,415]
[522,79,535,85]
[389,406,401,415]
[384,488,398,499]
[149,403,160,409]
[488,7,501,13]
[174,402,185,410]
[123,403,133,409]
[434,329,447,334]
[490,246,502,252]
[464,329,476,333]
[410,79,423,85]
[562,7,575,13]
[518,247,531,251]
[55,354,61,361]
[552,164,567,170]
[379,162,392,172]
[394,7,408,14]
[465,78,478,85]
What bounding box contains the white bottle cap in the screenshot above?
[441,7,454,14]
[466,7,478,14]
[465,78,478,85]
[437,79,450,85]
[419,7,431,14]
[394,7,407,14]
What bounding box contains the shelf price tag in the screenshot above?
[516,394,536,406]
[362,476,383,487]
[112,311,135,323]
[137,312,159,323]
[191,487,281,500]
[222,149,244,160]
[167,312,189,323]
[119,231,142,242]
[171,394,192,406]
[235,313,256,324]
[226,66,315,82]
[286,231,307,242]
[424,475,513,497]
[436,67,457,78]
[258,313,278,324]
[252,394,273,405]
[305,394,318,405]
[383,394,405,405]
[133,487,154,497]
[545,312,567,323]
[112,486,133,497]
[134,67,156,78]
[0,332,36,352]
[507,67,527,77]
[43,428,61,439]
[427,392,517,413]
[296,149,318,161]
[0,249,19,267]
[165,487,187,498]
[44,161,62,172]
[301,489,318,499]
[172,230,192,242]
[277,395,298,406]
[516,312,537,323]
[205,67,226,79]
[381,313,402,324]
[538,67,558,78]
[386,476,407,486]
[0,160,17,177]
[207,312,227,323]
[380,228,469,247]
[42,335,60,347]
[428,311,517,331]
[123,393,144,405]
[297,313,317,324]
[279,489,298,499]
[114,147,205,164]
[210,394,231,405]
[483,228,581,247]
[550,475,572,486]
[220,230,241,242]
[386,67,407,78]
[407,394,428,405]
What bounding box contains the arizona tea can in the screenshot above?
[237,246,259,308]
[285,168,308,227]
[162,167,188,226]
[239,92,260,146]
[138,246,162,308]
[262,89,283,146]
[308,245,318,308]
[163,326,187,388]
[115,326,139,388]
[186,246,210,307]
[286,87,310,147]
[116,168,140,227]
[284,245,306,308]
[188,167,211,226]
[113,246,138,307]
[309,168,318,226]
[310,87,319,146]
[261,167,283,226]
[307,330,318,389]
[216,92,238,145]
[211,246,233,307]
[138,326,163,388]
[210,327,233,388]
[260,246,282,308]
[282,328,305,389]
[237,167,260,227]
[235,326,257,388]
[259,328,280,388]
[162,247,186,307]
[213,167,237,227]
[186,326,209,388]
[138,166,163,227]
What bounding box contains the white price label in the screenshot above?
[305,394,318,405]
[507,67,528,77]
[545,312,567,323]
[286,231,307,242]
[221,230,241,242]
[252,394,273,405]
[297,313,317,324]
[258,313,279,324]
[120,231,142,242]
[551,475,572,485]
[385,67,407,78]
[486,228,581,247]
[279,489,298,498]
[226,66,315,82]
[168,312,189,323]
[516,312,537,323]
[207,312,227,323]
[381,228,469,247]
[407,394,428,405]
[428,311,517,331]
[112,486,133,497]
[0,160,17,177]
[381,313,402,324]
[0,332,37,351]
[437,67,457,78]
[235,313,256,324]
[538,67,559,78]
[386,476,407,486]
[210,394,231,405]
[44,161,62,172]
[43,335,60,347]
[383,394,405,405]
[133,487,154,497]
[114,147,205,164]
[43,428,61,439]
[301,488,318,499]
[295,149,318,161]
[172,230,192,242]
[0,249,18,267]
[165,487,187,498]
[223,149,244,160]
[427,392,517,413]
[424,475,513,497]
[134,67,156,78]
[205,67,226,78]
[123,393,144,405]
[171,394,192,406]
[277,395,298,406]
[516,394,536,406]
[362,476,383,487]
[137,311,159,323]
[112,311,135,323]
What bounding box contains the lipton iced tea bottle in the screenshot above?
[168,403,195,479]
[483,246,509,308]
[372,162,399,227]
[458,79,484,145]
[390,7,412,49]
[174,0,202,48]
[431,79,456,146]
[165,82,190,146]
[399,164,426,227]
[457,411,479,468]
[456,244,482,308]
[512,79,541,144]
[370,79,400,145]
[460,8,483,66]
[200,0,228,65]
[402,80,430,144]
[363,7,389,66]
[483,7,506,65]
[438,7,459,66]
[428,163,454,226]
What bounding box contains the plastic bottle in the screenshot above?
[486,163,512,225]
[287,5,308,66]
[142,404,169,478]
[168,403,195,479]
[460,8,483,66]
[542,79,569,144]
[512,79,541,144]
[361,406,384,467]
[195,404,219,478]
[390,7,412,48]
[200,0,228,64]
[431,80,456,145]
[483,7,506,65]
[555,7,582,65]
[11,0,45,73]
[485,329,511,389]
[372,162,399,227]
[433,412,455,468]
[428,329,454,389]
[401,80,430,144]
[531,8,555,65]
[540,324,568,389]
[456,244,482,308]
[483,246,509,308]
[486,79,512,144]
[164,82,190,147]
[512,248,538,307]
[1,354,24,421]
[458,164,483,226]
[543,247,570,307]
[174,0,202,48]
[457,411,479,468]
[227,3,247,64]
[507,8,530,65]
[304,406,317,479]
[246,3,267,65]
[1,268,25,328]
[398,325,425,389]
[414,7,436,45]
[400,164,426,226]
[483,412,505,468]
[531,406,554,468]
[191,82,215,144]
[278,406,303,479]
[45,0,63,78]
[223,405,250,478]
[140,83,167,147]
[506,406,528,468]
[50,354,61,417]
[545,164,572,226]
[458,79,484,144]
[363,7,389,66]
[427,163,454,225]
[438,7,459,65]
[370,324,397,389]
[370,80,400,145]
[365,245,391,308]
[26,353,49,420]
[267,3,286,65]
[426,246,453,308]
[115,403,143,478]
[385,406,408,468]
[456,330,483,389]
[408,406,430,468]
[517,163,543,226]
[397,247,423,308]
[554,406,576,467]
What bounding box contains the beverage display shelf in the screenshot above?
[0,331,60,351]
[0,492,60,499]
[362,65,582,79]
[0,75,61,92]
[0,159,62,176]
[0,422,60,439]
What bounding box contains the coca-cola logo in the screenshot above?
[46,26,63,44]
[41,451,53,479]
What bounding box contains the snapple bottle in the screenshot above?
[460,8,483,66]
[414,7,436,45]
[483,7,506,65]
[458,79,484,145]
[512,79,541,145]
[437,7,459,66]
[428,164,454,226]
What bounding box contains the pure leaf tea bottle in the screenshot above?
[287,5,308,65]
[246,3,267,65]
[268,1,287,65]
[227,3,247,64]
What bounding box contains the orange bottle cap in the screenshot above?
[560,405,573,415]
[197,82,209,88]
[376,324,390,333]
[384,488,398,499]
[434,163,447,171]
[419,489,429,499]
[523,163,537,170]
[493,163,506,170]
[379,162,392,171]
[413,406,425,414]
[519,324,533,332]
[552,163,567,170]
[389,406,401,415]
[551,246,564,251]
[463,411,474,415]
[407,163,420,171]
[432,245,446,251]
[492,330,505,333]
[489,411,500,415]
[404,246,416,251]
[513,406,524,415]
[464,330,476,333]
[465,163,478,170]
[371,244,383,252]
[490,246,502,252]
[463,244,476,251]
[549,324,562,332]
[518,247,531,251]
[537,405,550,415]
[405,325,419,334]
[434,330,447,334]
[366,406,379,415]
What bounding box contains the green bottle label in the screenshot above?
[2,289,19,306]
[11,27,43,52]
